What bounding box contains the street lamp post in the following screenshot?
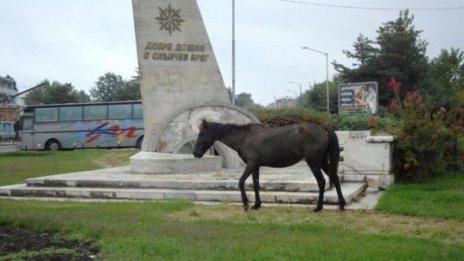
[231,0,236,105]
[302,46,330,113]
[288,81,302,96]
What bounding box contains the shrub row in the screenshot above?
[249,107,393,131]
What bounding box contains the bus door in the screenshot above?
[19,112,34,150]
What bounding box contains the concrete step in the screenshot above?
[24,166,329,192]
[26,174,324,192]
[0,182,365,205]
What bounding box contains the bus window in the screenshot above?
[35,108,58,122]
[84,105,107,120]
[133,103,143,118]
[60,106,83,121]
[109,104,132,119]
[22,116,33,130]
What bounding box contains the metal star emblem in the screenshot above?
[155,4,185,35]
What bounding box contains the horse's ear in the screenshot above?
[199,119,208,130]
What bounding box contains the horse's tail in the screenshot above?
[324,127,340,182]
[325,127,346,209]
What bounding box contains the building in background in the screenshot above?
[1,75,21,140]
[268,96,297,109]
[0,75,19,105]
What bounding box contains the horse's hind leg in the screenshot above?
[239,164,255,211]
[322,158,345,210]
[327,168,346,211]
[321,158,333,189]
[308,164,326,212]
[251,169,261,210]
[324,157,346,211]
[332,174,345,211]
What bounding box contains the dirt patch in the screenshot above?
[0,225,99,260]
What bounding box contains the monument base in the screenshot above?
[130,152,222,174]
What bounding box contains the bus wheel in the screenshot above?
[136,136,144,150]
[46,140,61,151]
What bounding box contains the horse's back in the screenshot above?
[244,123,329,167]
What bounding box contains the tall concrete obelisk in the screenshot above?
[132,0,231,151]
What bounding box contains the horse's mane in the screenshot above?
[208,122,263,135]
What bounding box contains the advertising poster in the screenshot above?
[339,82,378,114]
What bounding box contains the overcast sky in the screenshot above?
[1,0,463,105]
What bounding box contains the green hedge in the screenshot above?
[249,107,393,131]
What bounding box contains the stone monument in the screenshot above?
[131,0,258,172]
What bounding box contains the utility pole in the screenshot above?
[231,0,236,105]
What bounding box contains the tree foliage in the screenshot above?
[333,10,429,107]
[298,79,339,113]
[0,93,8,103]
[90,73,125,102]
[23,80,90,105]
[429,48,464,109]
[333,34,378,81]
[235,92,256,109]
[90,72,141,102]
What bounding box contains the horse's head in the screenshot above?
[193,119,216,158]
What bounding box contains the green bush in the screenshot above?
[250,107,329,127]
[249,107,394,131]
[330,114,370,130]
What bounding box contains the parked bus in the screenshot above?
[20,100,144,151]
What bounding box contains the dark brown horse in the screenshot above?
[193,120,345,212]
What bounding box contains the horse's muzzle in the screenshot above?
[193,152,203,158]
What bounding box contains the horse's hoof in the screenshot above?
[313,207,323,213]
[251,205,261,210]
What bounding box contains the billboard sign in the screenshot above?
[339,82,378,114]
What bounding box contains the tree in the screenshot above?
[333,34,379,81]
[77,90,91,103]
[429,48,464,109]
[90,72,141,101]
[235,92,256,109]
[376,10,429,104]
[114,80,141,101]
[23,80,89,105]
[0,93,8,103]
[298,79,340,113]
[90,73,125,102]
[333,10,429,107]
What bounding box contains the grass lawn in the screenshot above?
[1,150,463,260]
[376,175,464,221]
[0,149,137,186]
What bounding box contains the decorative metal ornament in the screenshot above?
[155,4,185,35]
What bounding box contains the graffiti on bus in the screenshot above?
[56,119,142,148]
[85,120,137,143]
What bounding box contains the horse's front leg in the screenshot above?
[251,168,261,210]
[238,164,255,211]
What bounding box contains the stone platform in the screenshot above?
[0,163,366,205]
[130,152,222,174]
